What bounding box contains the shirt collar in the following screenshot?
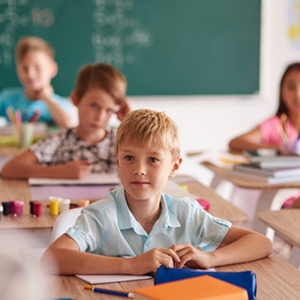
[114,187,181,236]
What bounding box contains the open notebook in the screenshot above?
[28,172,120,186]
[75,274,152,284]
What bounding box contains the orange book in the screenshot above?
[133,275,248,300]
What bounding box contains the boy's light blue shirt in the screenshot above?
[66,186,231,257]
[0,87,72,125]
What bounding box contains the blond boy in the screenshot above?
[0,36,75,127]
[40,109,272,275]
[2,63,130,179]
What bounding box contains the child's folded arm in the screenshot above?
[1,150,92,179]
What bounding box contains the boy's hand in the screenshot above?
[35,85,54,101]
[128,248,180,275]
[25,85,54,101]
[116,98,131,121]
[169,244,210,269]
[61,160,92,179]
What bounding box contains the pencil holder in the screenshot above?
[18,122,35,148]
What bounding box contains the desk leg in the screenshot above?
[254,188,298,239]
[210,174,234,202]
[289,246,300,269]
[210,174,225,190]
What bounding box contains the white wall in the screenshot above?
[111,0,300,155]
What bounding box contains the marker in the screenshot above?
[84,285,134,298]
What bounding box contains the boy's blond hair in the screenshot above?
[15,36,55,63]
[116,109,180,160]
[74,63,127,105]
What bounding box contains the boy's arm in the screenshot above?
[40,234,180,275]
[37,86,75,127]
[32,85,75,127]
[170,226,273,269]
[1,150,92,179]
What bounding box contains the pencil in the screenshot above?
[84,285,134,298]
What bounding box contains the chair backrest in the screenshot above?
[50,207,83,243]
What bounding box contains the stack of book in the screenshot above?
[227,150,300,184]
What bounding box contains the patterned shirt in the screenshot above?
[66,186,231,256]
[30,127,117,173]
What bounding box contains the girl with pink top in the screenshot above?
[229,62,300,206]
[229,62,300,152]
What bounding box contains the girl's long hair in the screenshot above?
[276,63,300,116]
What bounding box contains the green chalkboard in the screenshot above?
[0,0,261,96]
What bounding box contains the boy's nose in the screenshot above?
[27,66,36,78]
[134,163,146,175]
[96,109,107,121]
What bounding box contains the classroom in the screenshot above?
[0,1,300,299]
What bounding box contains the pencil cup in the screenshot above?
[49,200,60,215]
[14,201,24,216]
[59,198,71,213]
[33,202,43,217]
[18,122,35,148]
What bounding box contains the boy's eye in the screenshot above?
[91,103,98,109]
[106,108,113,114]
[149,157,158,162]
[124,155,133,161]
[286,83,296,90]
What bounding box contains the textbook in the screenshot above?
[234,163,300,178]
[243,149,300,163]
[133,275,248,300]
[228,169,300,184]
[28,172,120,186]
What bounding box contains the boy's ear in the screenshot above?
[169,156,183,178]
[51,61,58,79]
[70,92,79,107]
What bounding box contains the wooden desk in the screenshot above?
[44,256,300,300]
[0,176,248,233]
[200,160,300,236]
[257,209,300,268]
[182,178,248,224]
[0,178,57,232]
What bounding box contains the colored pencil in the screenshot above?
[84,285,134,298]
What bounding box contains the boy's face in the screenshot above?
[17,50,57,93]
[72,87,117,136]
[115,138,182,205]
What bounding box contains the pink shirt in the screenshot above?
[259,116,299,145]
